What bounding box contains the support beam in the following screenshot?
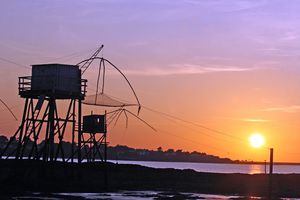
[48,98,55,162]
[78,99,82,163]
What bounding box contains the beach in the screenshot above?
[0,159,300,198]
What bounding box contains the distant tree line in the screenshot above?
[0,135,233,163]
[109,145,234,163]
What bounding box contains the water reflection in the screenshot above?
[248,164,265,174]
[111,160,300,174]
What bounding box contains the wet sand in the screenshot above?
[0,160,299,198]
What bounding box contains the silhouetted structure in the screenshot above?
[0,64,87,162]
[81,114,107,162]
[0,45,146,165]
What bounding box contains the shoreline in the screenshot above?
[3,156,300,165]
[1,159,300,198]
[110,158,300,166]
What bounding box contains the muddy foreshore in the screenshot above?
[0,159,299,198]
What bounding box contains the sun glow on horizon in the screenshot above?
[249,133,265,148]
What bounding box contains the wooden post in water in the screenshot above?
[269,148,273,174]
[268,148,274,199]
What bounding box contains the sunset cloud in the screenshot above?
[240,118,270,123]
[262,105,300,113]
[223,117,270,123]
[124,65,258,76]
[182,0,267,12]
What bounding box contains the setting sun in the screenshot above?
[249,133,265,148]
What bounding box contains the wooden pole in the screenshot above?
[269,148,273,174]
[78,99,82,163]
[268,148,274,199]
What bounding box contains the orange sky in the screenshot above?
[1,0,300,162]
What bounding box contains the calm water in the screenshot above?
[3,157,300,174]
[109,160,300,174]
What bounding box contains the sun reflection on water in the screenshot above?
[249,164,265,174]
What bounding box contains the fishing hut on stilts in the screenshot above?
[0,45,153,164]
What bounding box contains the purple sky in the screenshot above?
[1,0,300,73]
